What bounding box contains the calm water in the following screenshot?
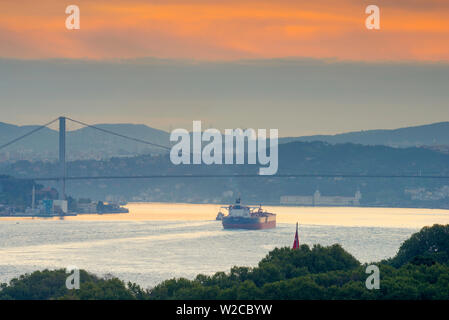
[1,203,449,288]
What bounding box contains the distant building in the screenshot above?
[53,200,68,214]
[280,190,362,206]
[25,199,68,215]
[77,202,98,213]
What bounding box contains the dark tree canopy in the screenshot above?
[388,224,449,267]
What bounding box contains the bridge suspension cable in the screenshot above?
[0,118,60,151]
[65,117,171,151]
[4,173,448,182]
[1,116,449,182]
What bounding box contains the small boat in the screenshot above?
[216,212,225,220]
[220,198,276,230]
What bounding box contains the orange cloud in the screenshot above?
[0,0,448,61]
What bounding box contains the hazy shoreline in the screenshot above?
[2,202,449,228]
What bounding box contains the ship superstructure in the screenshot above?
[219,198,276,230]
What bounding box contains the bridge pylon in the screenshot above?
[59,116,66,200]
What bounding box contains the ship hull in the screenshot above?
[222,215,276,230]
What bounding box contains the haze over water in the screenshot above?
[6,203,447,229]
[2,203,449,288]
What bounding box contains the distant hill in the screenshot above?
[2,120,449,162]
[0,122,170,161]
[67,124,170,158]
[279,122,449,148]
[3,140,449,208]
[0,122,59,162]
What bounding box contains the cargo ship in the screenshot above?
[217,198,276,230]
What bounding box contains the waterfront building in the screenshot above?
[280,190,362,206]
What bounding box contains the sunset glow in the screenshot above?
[1,0,449,61]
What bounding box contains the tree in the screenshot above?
[389,224,449,267]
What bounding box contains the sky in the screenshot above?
[1,0,449,136]
[2,0,449,61]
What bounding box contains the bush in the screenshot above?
[0,269,146,300]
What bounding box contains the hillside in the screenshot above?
[2,141,449,208]
[2,121,449,162]
[0,122,170,161]
[280,122,449,148]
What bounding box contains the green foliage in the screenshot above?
[0,175,56,208]
[0,269,147,300]
[388,224,449,267]
[145,243,361,300]
[0,176,34,207]
[259,244,360,275]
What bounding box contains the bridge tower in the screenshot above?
[59,116,66,200]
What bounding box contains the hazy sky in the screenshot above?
[1,58,448,137]
[1,1,448,136]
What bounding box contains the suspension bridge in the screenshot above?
[0,116,448,201]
